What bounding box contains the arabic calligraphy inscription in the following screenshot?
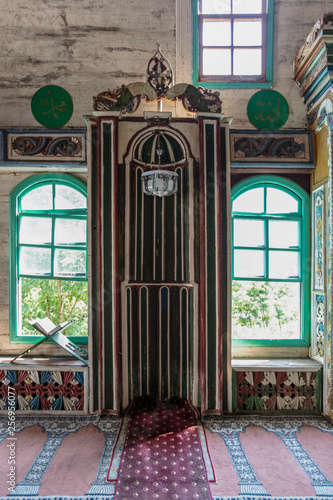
[31,85,73,128]
[247,90,289,130]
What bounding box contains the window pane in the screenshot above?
[201,0,231,14]
[203,21,231,46]
[234,21,262,46]
[269,221,299,249]
[269,251,299,279]
[20,277,88,337]
[203,48,231,75]
[19,247,51,275]
[54,249,86,277]
[234,249,264,278]
[55,185,86,210]
[21,185,53,211]
[20,217,52,245]
[232,281,300,340]
[233,187,264,213]
[233,0,263,14]
[54,219,87,245]
[267,188,299,214]
[234,49,262,75]
[234,219,264,247]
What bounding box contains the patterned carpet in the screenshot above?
[0,413,333,499]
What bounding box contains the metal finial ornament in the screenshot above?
[146,43,174,98]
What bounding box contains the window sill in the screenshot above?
[232,358,322,372]
[0,355,88,369]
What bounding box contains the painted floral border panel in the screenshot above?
[230,131,313,163]
[313,185,325,291]
[7,133,86,162]
[0,369,86,412]
[313,293,325,360]
[234,370,321,412]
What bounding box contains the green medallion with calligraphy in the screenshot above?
[31,85,73,128]
[247,90,289,130]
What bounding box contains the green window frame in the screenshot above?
[9,173,88,344]
[231,175,310,347]
[192,0,274,89]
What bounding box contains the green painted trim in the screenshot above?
[205,123,217,409]
[141,287,148,395]
[189,287,194,403]
[127,288,132,399]
[103,123,114,409]
[160,286,169,401]
[183,166,190,282]
[192,0,274,89]
[91,123,99,412]
[231,175,310,348]
[170,287,180,397]
[181,288,188,400]
[234,409,321,415]
[220,127,230,412]
[136,169,143,280]
[9,173,88,345]
[232,369,237,413]
[131,287,139,396]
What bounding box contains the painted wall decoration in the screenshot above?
[313,185,325,291]
[31,85,73,128]
[0,369,86,412]
[8,133,85,162]
[230,131,313,164]
[0,129,87,166]
[247,90,289,130]
[313,294,325,360]
[234,370,322,412]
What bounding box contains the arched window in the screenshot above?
[231,176,310,346]
[10,174,88,344]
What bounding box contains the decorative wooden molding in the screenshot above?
[230,130,314,166]
[294,13,333,113]
[0,129,87,167]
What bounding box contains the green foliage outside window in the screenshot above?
[232,280,299,340]
[21,278,88,337]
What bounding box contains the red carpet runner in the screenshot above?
[113,395,213,500]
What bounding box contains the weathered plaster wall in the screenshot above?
[1,1,333,128]
[0,0,177,127]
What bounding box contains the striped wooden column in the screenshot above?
[197,113,229,413]
[87,114,121,412]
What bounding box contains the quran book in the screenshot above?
[28,317,70,336]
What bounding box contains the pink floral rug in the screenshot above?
[1,413,333,499]
[111,395,213,500]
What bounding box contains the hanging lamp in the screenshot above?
[141,44,179,197]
